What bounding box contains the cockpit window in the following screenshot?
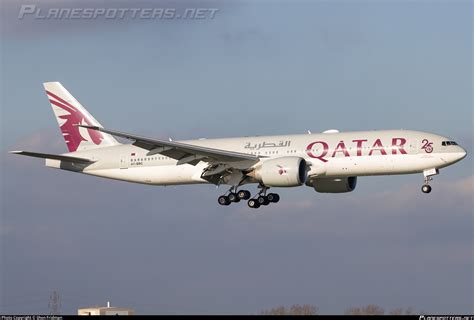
[442,141,458,146]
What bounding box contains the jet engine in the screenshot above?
[250,157,307,187]
[311,177,357,193]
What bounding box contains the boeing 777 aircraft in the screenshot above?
[11,82,467,208]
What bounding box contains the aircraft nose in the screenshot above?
[458,146,467,160]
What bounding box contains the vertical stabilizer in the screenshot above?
[43,82,119,152]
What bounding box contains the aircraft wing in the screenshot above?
[80,125,259,165]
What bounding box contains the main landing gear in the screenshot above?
[217,185,280,209]
[218,187,251,206]
[247,185,280,209]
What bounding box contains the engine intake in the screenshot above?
[252,157,307,187]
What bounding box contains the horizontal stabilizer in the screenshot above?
[9,151,94,164]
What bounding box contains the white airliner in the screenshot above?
[11,82,467,208]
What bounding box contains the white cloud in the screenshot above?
[6,128,63,153]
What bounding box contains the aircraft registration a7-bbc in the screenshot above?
[11,82,467,208]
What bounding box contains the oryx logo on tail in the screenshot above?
[46,90,103,151]
[44,82,118,152]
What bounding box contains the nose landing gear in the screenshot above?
[421,168,438,194]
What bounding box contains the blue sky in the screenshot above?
[1,0,472,314]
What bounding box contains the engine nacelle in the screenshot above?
[252,157,307,187]
[311,177,357,193]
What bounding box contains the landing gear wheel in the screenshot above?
[218,195,230,206]
[257,195,270,206]
[237,190,251,200]
[248,199,260,208]
[228,192,240,203]
[267,193,280,203]
[421,185,432,194]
